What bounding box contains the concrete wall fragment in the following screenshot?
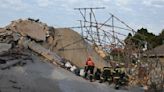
[0,43,11,53]
[7,19,48,41]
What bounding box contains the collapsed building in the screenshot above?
[0,19,163,92]
[0,19,111,92]
[0,19,106,69]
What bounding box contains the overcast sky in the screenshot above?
[0,0,164,35]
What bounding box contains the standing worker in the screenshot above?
[113,64,121,89]
[84,56,95,82]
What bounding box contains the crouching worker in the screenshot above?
[99,66,113,84]
[84,57,95,82]
[94,68,101,80]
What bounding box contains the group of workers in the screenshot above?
[84,56,129,89]
[60,56,129,89]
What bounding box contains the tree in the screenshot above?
[124,33,132,44]
[157,29,164,45]
[124,28,157,49]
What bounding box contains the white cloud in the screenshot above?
[142,0,164,8]
[67,0,78,3]
[36,0,53,7]
[115,0,131,6]
[0,0,28,11]
[113,0,133,12]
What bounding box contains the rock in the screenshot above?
[0,43,11,53]
[18,37,31,48]
[12,32,21,41]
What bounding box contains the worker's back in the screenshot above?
[86,60,94,66]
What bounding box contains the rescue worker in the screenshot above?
[84,57,95,82]
[119,63,129,86]
[99,66,113,84]
[74,68,80,76]
[113,63,128,89]
[94,68,101,80]
[113,64,121,89]
[113,64,121,76]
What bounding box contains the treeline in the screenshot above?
[124,28,164,49]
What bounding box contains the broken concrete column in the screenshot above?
[28,41,63,65]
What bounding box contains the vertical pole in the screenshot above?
[80,20,83,37]
[112,15,115,46]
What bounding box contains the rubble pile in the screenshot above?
[0,22,36,70]
[0,47,33,70]
[0,18,106,70]
[127,59,164,91]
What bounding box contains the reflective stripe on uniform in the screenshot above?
[103,68,110,71]
[114,77,120,79]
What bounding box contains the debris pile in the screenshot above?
[126,59,164,91]
[0,18,106,70]
[0,47,33,70]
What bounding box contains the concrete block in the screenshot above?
[0,43,11,53]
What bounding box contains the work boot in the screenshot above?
[99,79,103,83]
[89,75,93,82]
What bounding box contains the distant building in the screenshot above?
[144,44,164,63]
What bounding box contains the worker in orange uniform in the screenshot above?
[84,57,95,82]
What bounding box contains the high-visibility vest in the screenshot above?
[86,60,94,66]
